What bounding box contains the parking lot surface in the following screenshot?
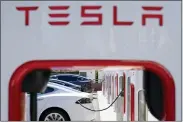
[92,93,100,121]
[92,91,117,121]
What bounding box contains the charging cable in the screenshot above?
[78,90,124,112]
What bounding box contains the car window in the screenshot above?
[50,80,66,86]
[58,75,78,81]
[58,76,71,81]
[43,87,55,94]
[70,76,78,81]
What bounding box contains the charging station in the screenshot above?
[100,63,175,121]
[7,60,175,121]
[2,1,180,121]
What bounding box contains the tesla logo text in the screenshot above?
[16,5,163,26]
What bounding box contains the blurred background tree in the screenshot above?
[51,70,79,75]
[95,70,98,83]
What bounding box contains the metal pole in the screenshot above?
[30,92,37,121]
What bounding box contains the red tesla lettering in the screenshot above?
[113,6,133,26]
[142,6,163,26]
[48,6,70,26]
[16,6,38,26]
[81,6,102,25]
[16,5,165,27]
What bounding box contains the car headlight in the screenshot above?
[75,98,92,104]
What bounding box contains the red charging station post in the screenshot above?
[130,84,135,121]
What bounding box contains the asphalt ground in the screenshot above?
[92,93,100,121]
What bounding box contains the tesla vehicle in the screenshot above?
[25,82,95,121]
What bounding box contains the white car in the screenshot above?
[25,82,95,121]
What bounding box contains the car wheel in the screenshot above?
[39,109,70,121]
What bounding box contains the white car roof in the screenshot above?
[25,82,92,99]
[38,82,91,98]
[39,92,90,98]
[51,74,88,79]
[49,79,81,88]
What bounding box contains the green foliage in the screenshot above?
[51,70,79,75]
[95,70,98,83]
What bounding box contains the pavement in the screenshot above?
[92,91,117,121]
[92,93,100,121]
[92,91,158,121]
